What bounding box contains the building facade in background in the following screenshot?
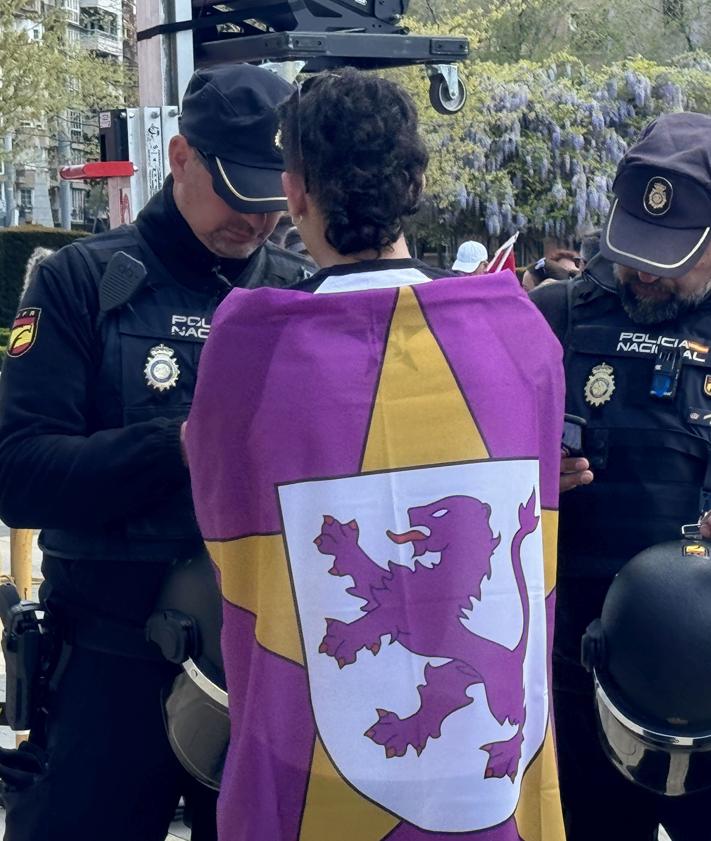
[8,0,134,230]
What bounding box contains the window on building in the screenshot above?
[71,148,85,166]
[71,187,85,221]
[82,8,118,37]
[68,110,83,138]
[663,0,684,20]
[19,188,34,210]
[62,0,80,25]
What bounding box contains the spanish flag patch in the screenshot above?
[7,308,41,358]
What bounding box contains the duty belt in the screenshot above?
[64,613,165,661]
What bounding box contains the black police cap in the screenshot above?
[180,64,294,214]
[601,112,711,278]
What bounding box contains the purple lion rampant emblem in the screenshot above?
[313,491,539,782]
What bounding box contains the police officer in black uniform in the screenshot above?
[0,63,311,841]
[532,112,711,841]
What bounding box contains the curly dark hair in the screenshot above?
[278,69,429,256]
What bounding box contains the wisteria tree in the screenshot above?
[396,51,711,248]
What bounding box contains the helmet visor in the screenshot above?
[163,661,229,790]
[594,674,711,797]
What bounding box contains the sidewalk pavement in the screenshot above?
[0,525,190,841]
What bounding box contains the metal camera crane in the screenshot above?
[137,0,468,114]
[163,0,469,114]
[62,0,469,227]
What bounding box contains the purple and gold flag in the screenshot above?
[186,272,566,841]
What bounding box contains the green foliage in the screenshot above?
[0,0,125,140]
[0,226,87,327]
[401,1,711,250]
[394,52,711,246]
[407,0,711,65]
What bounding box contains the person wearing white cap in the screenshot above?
[451,240,489,275]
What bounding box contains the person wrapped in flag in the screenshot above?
[186,69,567,841]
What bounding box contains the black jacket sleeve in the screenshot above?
[0,245,188,529]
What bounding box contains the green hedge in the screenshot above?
[0,226,88,328]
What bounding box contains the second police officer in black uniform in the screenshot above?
[0,63,312,841]
[532,112,711,840]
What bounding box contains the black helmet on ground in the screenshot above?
[146,549,228,790]
[581,539,711,797]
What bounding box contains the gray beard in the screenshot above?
[618,283,690,324]
[615,267,711,325]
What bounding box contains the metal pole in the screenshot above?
[137,2,164,106]
[58,129,72,230]
[107,175,134,227]
[9,529,33,602]
[3,133,17,228]
[171,0,194,106]
[137,0,193,108]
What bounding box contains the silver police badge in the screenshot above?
[584,363,616,407]
[144,344,180,392]
[643,176,673,217]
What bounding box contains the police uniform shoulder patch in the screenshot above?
[703,374,711,398]
[643,176,673,217]
[144,344,180,391]
[7,308,41,358]
[584,363,616,407]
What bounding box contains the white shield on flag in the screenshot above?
[278,459,548,833]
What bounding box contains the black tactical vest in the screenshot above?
[536,262,711,579]
[37,227,212,563]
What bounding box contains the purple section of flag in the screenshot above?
[385,815,523,840]
[414,272,564,510]
[187,273,565,840]
[187,273,563,541]
[187,286,397,540]
[218,601,315,840]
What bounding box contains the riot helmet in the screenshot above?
[146,549,228,790]
[582,539,711,797]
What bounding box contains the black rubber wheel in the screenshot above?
[428,74,468,115]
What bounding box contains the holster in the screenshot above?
[0,583,55,731]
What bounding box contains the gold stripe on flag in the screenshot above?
[541,509,559,596]
[299,739,399,841]
[514,725,566,841]
[361,285,489,472]
[207,535,303,665]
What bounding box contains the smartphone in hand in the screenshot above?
[562,413,587,458]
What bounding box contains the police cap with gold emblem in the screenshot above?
[180,64,293,214]
[601,112,711,278]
